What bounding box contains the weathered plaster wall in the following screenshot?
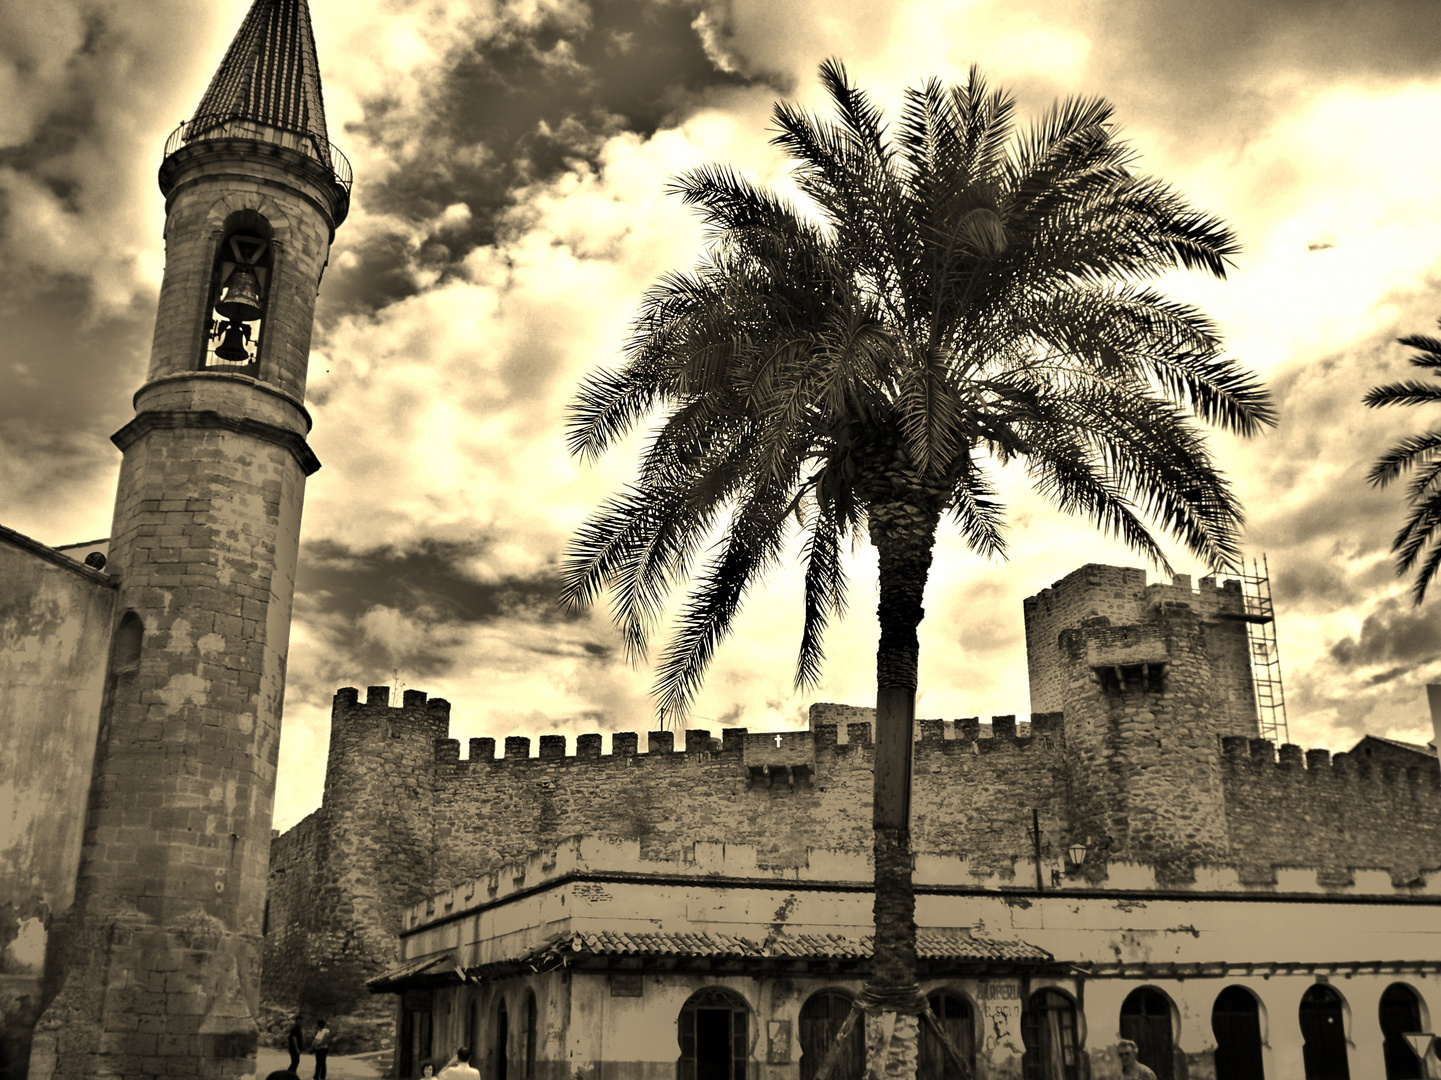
[0,531,114,929]
[0,528,114,1080]
[395,838,1441,1080]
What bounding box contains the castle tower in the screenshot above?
[1023,566,1258,881]
[29,3,348,1077]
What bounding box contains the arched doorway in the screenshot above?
[920,989,976,1080]
[1299,985,1349,1080]
[494,997,509,1080]
[799,990,862,1080]
[1380,983,1424,1079]
[1212,985,1265,1080]
[678,987,749,1080]
[1022,989,1081,1080]
[1121,987,1175,1080]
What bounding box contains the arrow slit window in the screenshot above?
[204,220,272,374]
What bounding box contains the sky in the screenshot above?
[4,0,1441,831]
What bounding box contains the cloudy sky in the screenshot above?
[5,0,1441,830]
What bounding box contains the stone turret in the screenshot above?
[28,3,349,1077]
[1024,565,1259,881]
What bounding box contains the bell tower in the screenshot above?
[28,3,348,1078]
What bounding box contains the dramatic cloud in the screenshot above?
[8,0,1441,828]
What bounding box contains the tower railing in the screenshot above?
[162,114,352,194]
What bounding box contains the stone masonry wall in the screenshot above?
[263,693,1071,1037]
[425,713,1068,889]
[1221,739,1441,886]
[1056,608,1233,880]
[1025,565,1149,713]
[1024,564,1257,737]
[262,687,449,1035]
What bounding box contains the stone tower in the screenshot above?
[1024,565,1260,880]
[28,3,348,1077]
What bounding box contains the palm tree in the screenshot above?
[1366,322,1441,603]
[562,60,1272,1077]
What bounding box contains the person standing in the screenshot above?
[437,1046,481,1080]
[287,1015,304,1074]
[310,1019,333,1080]
[1117,1039,1158,1079]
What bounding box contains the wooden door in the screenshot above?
[800,991,863,1080]
[1211,986,1265,1080]
[1121,988,1174,1080]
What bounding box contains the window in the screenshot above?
[1299,984,1349,1080]
[113,611,143,675]
[1022,989,1080,1080]
[1120,987,1175,1080]
[677,987,749,1080]
[799,990,862,1080]
[1211,985,1264,1080]
[920,989,975,1080]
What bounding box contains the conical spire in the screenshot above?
[192,0,329,153]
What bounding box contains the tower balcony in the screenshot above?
[160,113,352,223]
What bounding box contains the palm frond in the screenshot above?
[1364,380,1441,409]
[795,503,849,691]
[1367,429,1441,487]
[653,484,794,723]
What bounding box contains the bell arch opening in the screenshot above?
[203,210,275,375]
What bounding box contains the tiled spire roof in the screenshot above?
[193,0,329,151]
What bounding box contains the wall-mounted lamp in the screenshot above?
[1067,842,1088,867]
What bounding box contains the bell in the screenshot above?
[214,323,251,363]
[215,266,263,322]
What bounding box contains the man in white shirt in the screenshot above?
[438,1046,481,1080]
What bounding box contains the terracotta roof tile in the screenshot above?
[546,929,1049,963]
[193,0,329,150]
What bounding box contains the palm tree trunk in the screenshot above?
[865,496,940,1080]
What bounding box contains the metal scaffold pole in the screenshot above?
[1238,554,1290,744]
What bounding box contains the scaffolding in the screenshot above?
[1233,554,1290,744]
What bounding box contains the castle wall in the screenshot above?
[425,713,1069,889]
[1221,738,1441,886]
[1056,610,1234,879]
[261,687,450,1034]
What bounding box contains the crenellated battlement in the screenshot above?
[331,684,453,726]
[1221,735,1441,792]
[425,712,1068,770]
